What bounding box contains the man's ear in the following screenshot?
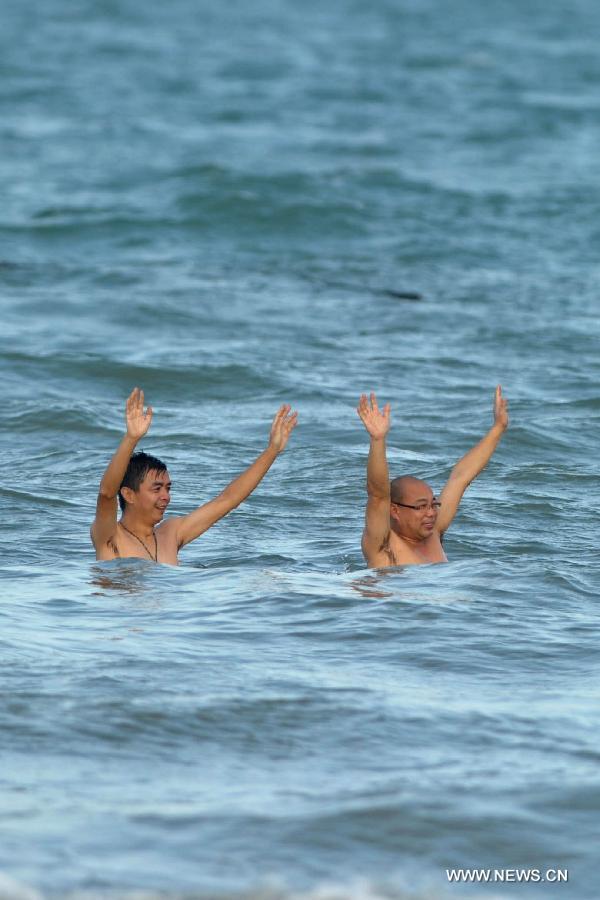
[120,486,136,507]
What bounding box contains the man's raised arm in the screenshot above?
[357,393,392,563]
[90,388,152,549]
[173,404,298,549]
[436,385,509,535]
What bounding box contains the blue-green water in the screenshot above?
[1,1,599,898]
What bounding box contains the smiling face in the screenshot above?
[121,469,172,525]
[390,476,440,542]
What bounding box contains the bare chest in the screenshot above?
[382,532,448,567]
[97,524,179,566]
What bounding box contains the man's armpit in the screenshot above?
[378,535,396,566]
[361,526,389,556]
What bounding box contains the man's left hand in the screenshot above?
[494,385,509,430]
[268,404,298,453]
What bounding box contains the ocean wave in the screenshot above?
[0,872,504,900]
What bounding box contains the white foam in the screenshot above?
[0,872,43,900]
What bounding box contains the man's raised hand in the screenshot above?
[357,392,391,440]
[493,385,509,431]
[268,404,298,453]
[125,387,153,441]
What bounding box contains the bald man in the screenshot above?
[357,387,509,567]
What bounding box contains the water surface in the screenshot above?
[1,0,599,897]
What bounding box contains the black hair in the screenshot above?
[118,451,167,512]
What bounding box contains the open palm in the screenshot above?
[125,387,153,440]
[357,392,391,439]
[269,404,298,453]
[494,385,509,430]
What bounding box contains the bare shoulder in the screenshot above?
[156,517,184,549]
[156,517,179,537]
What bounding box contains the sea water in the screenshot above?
[1,0,599,897]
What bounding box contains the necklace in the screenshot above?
[120,523,158,562]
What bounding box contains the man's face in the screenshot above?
[390,481,439,542]
[129,469,172,523]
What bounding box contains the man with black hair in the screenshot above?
[91,387,298,565]
[357,386,509,567]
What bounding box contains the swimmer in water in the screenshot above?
[91,388,298,565]
[357,386,509,567]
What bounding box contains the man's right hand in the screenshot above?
[357,392,391,440]
[126,387,153,441]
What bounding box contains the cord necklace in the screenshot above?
[119,522,158,562]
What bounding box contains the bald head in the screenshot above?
[390,476,431,505]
